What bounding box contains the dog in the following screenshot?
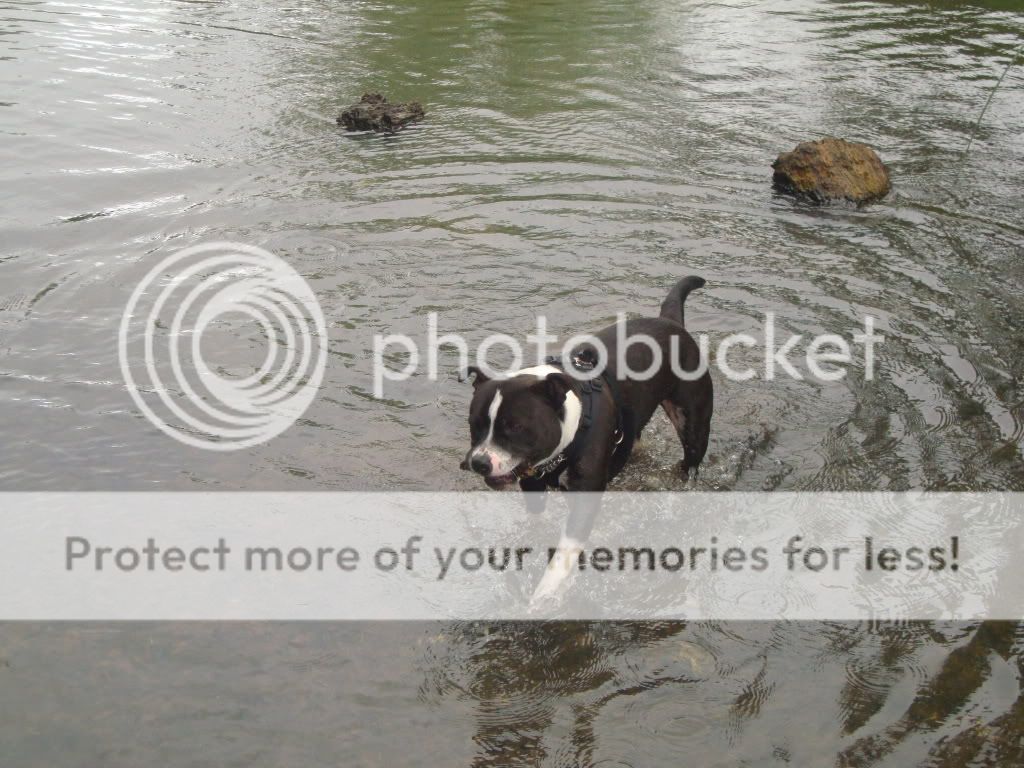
[460,277,713,604]
[461,276,713,493]
[462,278,712,606]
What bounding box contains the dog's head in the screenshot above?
[461,365,581,489]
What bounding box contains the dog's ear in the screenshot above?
[544,371,572,407]
[460,365,490,388]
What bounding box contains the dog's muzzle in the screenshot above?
[468,454,492,475]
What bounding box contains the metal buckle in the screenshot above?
[571,352,597,371]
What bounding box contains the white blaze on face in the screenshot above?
[470,390,519,477]
[470,367,583,478]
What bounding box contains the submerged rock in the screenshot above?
[772,137,891,204]
[337,93,424,133]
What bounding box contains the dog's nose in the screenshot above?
[469,454,491,476]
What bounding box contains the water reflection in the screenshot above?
[422,622,692,766]
[420,620,1023,766]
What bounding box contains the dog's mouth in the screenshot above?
[483,471,519,490]
[460,455,529,490]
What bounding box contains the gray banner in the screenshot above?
[0,492,1019,620]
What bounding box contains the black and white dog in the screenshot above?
[461,277,714,602]
[462,276,713,492]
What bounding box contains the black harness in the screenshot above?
[514,354,628,481]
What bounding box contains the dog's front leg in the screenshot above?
[519,475,549,514]
[530,479,603,607]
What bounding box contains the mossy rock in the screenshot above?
[337,93,425,134]
[772,137,891,204]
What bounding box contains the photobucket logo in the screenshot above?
[373,313,883,397]
[119,242,328,450]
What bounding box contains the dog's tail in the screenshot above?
[659,275,706,327]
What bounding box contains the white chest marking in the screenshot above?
[536,389,581,466]
[504,366,583,467]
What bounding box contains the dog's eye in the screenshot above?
[503,420,523,434]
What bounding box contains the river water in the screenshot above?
[1,0,1023,765]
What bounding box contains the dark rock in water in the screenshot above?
[772,137,891,204]
[337,93,425,133]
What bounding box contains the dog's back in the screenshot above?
[590,277,713,473]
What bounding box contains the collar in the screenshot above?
[514,451,568,481]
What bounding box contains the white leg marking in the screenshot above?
[531,534,583,605]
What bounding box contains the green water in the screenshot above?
[1,0,1023,764]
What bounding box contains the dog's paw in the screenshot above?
[528,575,572,614]
[680,463,700,485]
[528,539,581,610]
[527,586,563,615]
